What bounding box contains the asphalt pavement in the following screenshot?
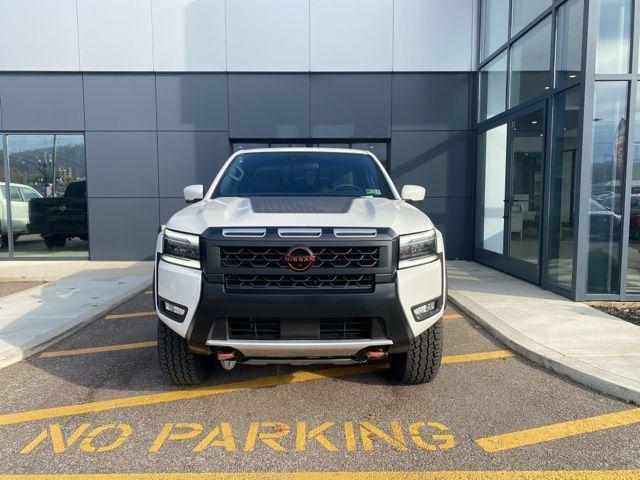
[0,290,638,479]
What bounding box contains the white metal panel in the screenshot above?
[310,0,393,71]
[226,0,310,71]
[77,0,154,71]
[0,0,80,71]
[152,0,226,71]
[393,0,474,71]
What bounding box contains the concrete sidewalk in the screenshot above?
[448,261,640,404]
[0,261,153,368]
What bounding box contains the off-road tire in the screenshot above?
[43,234,66,250]
[157,319,209,385]
[389,319,443,384]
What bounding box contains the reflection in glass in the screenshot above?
[479,51,507,121]
[595,0,631,74]
[480,0,509,61]
[588,82,627,294]
[627,83,640,292]
[6,135,88,259]
[511,0,552,35]
[555,0,584,88]
[480,125,507,254]
[508,110,544,265]
[509,16,552,108]
[548,88,581,290]
[0,140,7,258]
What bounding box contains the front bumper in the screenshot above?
[155,254,446,361]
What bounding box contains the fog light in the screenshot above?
[164,301,186,316]
[412,298,440,322]
[158,296,188,322]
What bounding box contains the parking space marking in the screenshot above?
[443,313,464,320]
[2,349,512,426]
[442,350,512,364]
[0,470,640,479]
[476,407,640,453]
[39,341,157,358]
[104,311,156,320]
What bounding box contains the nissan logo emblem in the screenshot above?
[284,245,316,272]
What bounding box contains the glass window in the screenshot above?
[10,186,22,201]
[511,0,552,35]
[555,0,584,88]
[587,82,627,294]
[627,83,640,292]
[479,51,508,121]
[548,87,581,291]
[0,138,7,258]
[595,0,632,74]
[479,125,508,254]
[508,110,544,266]
[509,15,552,108]
[214,151,395,199]
[6,134,88,259]
[480,0,509,61]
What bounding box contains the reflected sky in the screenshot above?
[6,134,84,153]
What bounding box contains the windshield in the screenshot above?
[213,151,395,198]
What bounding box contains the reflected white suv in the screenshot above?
[154,149,446,385]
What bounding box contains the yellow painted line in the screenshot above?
[2,349,511,427]
[105,311,156,320]
[442,349,512,364]
[476,407,640,453]
[39,341,157,358]
[0,471,639,480]
[443,313,463,320]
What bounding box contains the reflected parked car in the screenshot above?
[589,198,622,242]
[27,180,88,249]
[0,182,43,244]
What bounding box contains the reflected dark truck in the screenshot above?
[27,180,88,250]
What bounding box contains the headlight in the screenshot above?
[398,230,437,269]
[162,229,201,269]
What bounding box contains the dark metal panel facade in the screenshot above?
[156,74,228,131]
[310,73,392,138]
[392,73,471,131]
[157,131,229,197]
[228,73,310,139]
[0,74,84,131]
[83,74,157,131]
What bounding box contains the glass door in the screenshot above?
[476,103,546,284]
[505,108,545,281]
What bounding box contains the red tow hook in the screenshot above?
[364,348,386,360]
[217,349,236,361]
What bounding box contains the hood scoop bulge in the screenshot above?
[249,196,353,214]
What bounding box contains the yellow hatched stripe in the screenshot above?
[476,407,640,452]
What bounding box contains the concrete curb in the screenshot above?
[0,282,150,369]
[0,262,153,369]
[448,289,640,405]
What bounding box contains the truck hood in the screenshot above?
[165,196,434,236]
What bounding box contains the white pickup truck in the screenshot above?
[154,148,446,385]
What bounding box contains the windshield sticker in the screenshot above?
[365,189,382,196]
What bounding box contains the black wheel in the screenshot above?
[43,234,66,250]
[389,320,443,385]
[157,319,210,385]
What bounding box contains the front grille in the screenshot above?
[220,246,379,269]
[227,317,373,340]
[225,274,374,292]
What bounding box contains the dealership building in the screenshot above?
[0,0,637,301]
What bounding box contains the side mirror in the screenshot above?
[184,184,204,204]
[401,185,426,202]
